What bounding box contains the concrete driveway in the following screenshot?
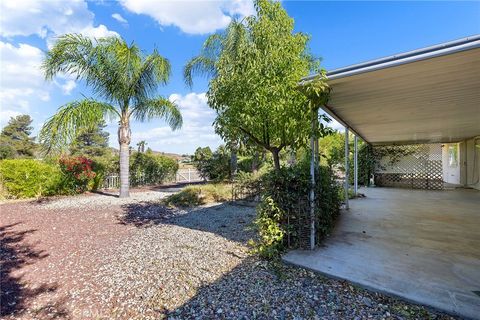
[283,187,480,319]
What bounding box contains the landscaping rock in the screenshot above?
[0,191,458,319]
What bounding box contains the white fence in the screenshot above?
[103,175,120,189]
[102,168,203,189]
[175,168,203,183]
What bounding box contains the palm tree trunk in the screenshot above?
[118,120,131,198]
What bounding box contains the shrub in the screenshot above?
[89,160,106,191]
[193,146,231,181]
[163,183,232,207]
[58,156,96,194]
[237,156,255,173]
[130,152,178,186]
[232,171,264,200]
[198,183,232,202]
[250,196,285,259]
[252,160,341,259]
[0,159,64,198]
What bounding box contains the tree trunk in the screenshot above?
[252,151,259,173]
[118,120,131,198]
[288,148,296,166]
[230,150,237,180]
[271,149,281,171]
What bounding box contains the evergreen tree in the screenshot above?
[70,120,110,157]
[0,115,36,159]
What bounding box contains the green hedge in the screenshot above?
[252,161,341,259]
[0,157,102,199]
[0,159,65,198]
[0,153,179,199]
[130,152,179,186]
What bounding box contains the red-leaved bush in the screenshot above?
[59,156,96,193]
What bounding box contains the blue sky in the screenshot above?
[1,0,479,154]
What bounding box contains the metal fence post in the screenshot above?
[345,127,350,210]
[354,135,358,195]
[309,108,317,250]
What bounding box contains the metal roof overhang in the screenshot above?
[309,35,480,145]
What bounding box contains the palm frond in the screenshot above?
[202,33,223,59]
[183,20,248,88]
[42,34,95,81]
[223,20,248,60]
[131,98,182,130]
[39,99,118,154]
[183,56,217,88]
[43,34,125,104]
[130,50,171,105]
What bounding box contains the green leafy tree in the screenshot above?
[184,20,246,176]
[0,115,37,159]
[318,131,347,168]
[186,0,327,171]
[69,120,109,157]
[39,34,182,197]
[193,146,231,181]
[319,132,375,185]
[193,146,213,180]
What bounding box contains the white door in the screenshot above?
[442,143,461,185]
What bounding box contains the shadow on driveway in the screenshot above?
[0,223,68,318]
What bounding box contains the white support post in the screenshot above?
[344,127,350,210]
[354,135,358,196]
[309,108,317,250]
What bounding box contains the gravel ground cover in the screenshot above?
[1,190,458,319]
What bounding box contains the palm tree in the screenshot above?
[40,34,182,198]
[184,21,247,177]
[183,20,247,88]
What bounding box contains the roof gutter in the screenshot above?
[304,34,480,81]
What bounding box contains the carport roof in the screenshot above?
[308,35,480,145]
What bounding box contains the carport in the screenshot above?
[285,35,480,319]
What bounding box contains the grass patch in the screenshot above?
[163,183,232,207]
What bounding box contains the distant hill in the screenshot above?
[108,147,189,161]
[149,150,186,161]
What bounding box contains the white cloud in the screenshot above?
[81,24,118,39]
[0,0,118,43]
[132,92,222,153]
[0,110,22,127]
[112,13,128,25]
[0,0,119,126]
[120,0,255,34]
[61,80,77,95]
[224,0,256,17]
[0,41,50,117]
